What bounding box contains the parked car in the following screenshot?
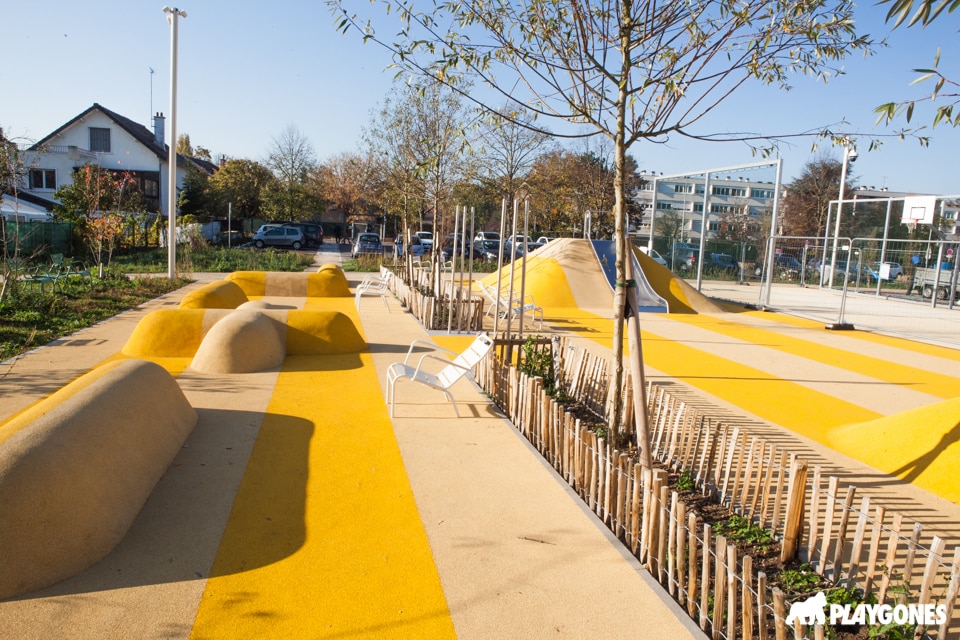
[670,242,700,272]
[756,255,803,279]
[817,260,864,281]
[477,239,504,262]
[295,222,324,247]
[271,221,324,248]
[868,261,904,281]
[525,238,547,252]
[704,253,740,275]
[535,236,556,245]
[504,235,532,256]
[251,224,305,250]
[352,233,383,258]
[475,231,501,243]
[440,234,483,261]
[396,235,427,258]
[414,231,434,250]
[639,246,668,267]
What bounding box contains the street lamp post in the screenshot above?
[163,6,186,279]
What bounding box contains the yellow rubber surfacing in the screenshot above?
[189,353,455,639]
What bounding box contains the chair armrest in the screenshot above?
[412,353,474,378]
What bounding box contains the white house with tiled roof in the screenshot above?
[19,103,211,216]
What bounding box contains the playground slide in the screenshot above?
[591,240,669,313]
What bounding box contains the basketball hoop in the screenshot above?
[906,221,917,235]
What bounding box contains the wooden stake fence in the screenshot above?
[478,336,960,639]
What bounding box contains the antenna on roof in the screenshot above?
[149,67,155,122]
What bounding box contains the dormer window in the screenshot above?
[89,127,111,152]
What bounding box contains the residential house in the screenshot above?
[19,103,212,217]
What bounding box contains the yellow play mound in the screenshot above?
[0,359,197,599]
[828,397,960,504]
[480,238,724,315]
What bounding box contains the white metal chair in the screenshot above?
[385,332,494,417]
[354,272,392,309]
[476,282,543,330]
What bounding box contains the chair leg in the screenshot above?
[444,389,460,417]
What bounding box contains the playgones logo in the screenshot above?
[786,592,948,627]
[786,592,827,626]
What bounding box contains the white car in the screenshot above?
[639,246,668,267]
[475,231,501,243]
[414,231,433,250]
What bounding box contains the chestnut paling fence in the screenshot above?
[384,263,485,332]
[476,336,960,640]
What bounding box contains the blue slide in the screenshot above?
[591,240,669,313]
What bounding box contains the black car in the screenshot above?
[296,223,324,247]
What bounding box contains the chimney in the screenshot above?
[153,112,165,146]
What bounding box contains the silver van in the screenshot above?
[252,225,305,249]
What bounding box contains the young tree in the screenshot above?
[364,79,473,235]
[52,165,144,270]
[475,107,554,206]
[0,128,38,301]
[331,0,872,450]
[780,156,853,238]
[208,158,277,221]
[266,125,318,220]
[314,151,384,220]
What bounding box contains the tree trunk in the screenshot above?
[608,2,631,443]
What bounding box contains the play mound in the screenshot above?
[828,397,960,504]
[0,359,197,599]
[124,308,368,372]
[191,310,286,374]
[481,238,724,315]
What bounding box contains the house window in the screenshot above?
[29,169,56,190]
[89,127,111,152]
[752,188,775,199]
[143,178,159,197]
[673,184,694,194]
[709,221,720,231]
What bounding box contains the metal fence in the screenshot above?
[1,220,73,257]
[636,233,960,349]
[750,235,960,348]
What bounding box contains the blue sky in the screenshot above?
[3,1,958,195]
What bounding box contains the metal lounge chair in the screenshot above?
[385,332,494,417]
[354,272,392,309]
[476,281,543,330]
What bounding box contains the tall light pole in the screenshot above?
[163,6,186,279]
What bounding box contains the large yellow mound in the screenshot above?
[478,238,724,315]
[829,397,960,504]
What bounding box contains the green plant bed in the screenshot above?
[0,275,190,361]
[112,247,314,273]
[341,256,383,272]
